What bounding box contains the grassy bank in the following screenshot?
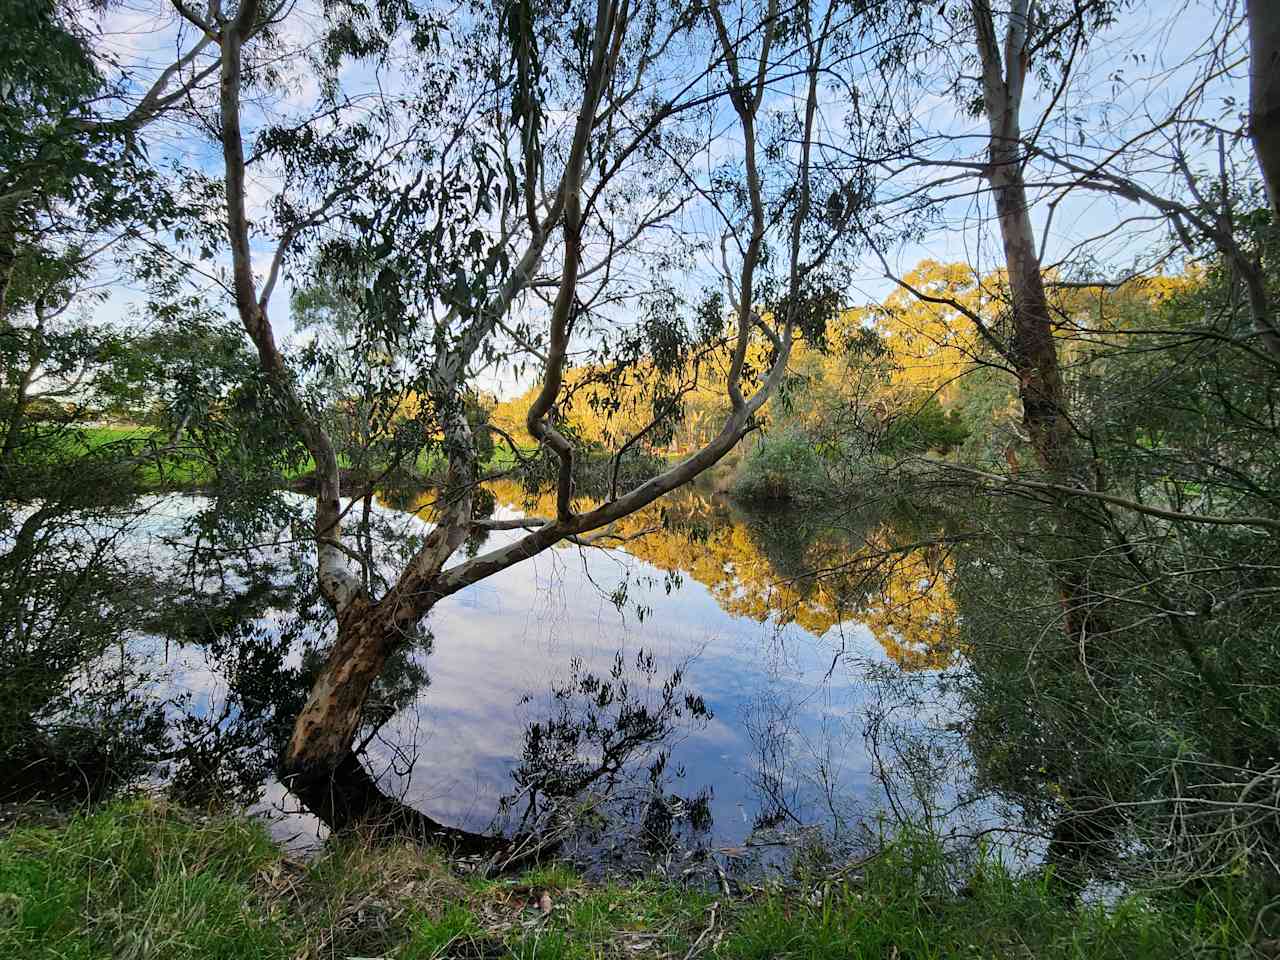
[69,423,681,498]
[59,425,530,494]
[0,800,1256,959]
[40,424,213,490]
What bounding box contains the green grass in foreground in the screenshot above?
[0,799,1258,959]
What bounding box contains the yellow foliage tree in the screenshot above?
[489,340,778,455]
[872,260,986,404]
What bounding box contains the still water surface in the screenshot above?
[150,482,972,863]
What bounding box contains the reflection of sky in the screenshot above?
[300,502,924,844]
[116,494,990,854]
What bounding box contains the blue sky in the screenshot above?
[90,0,1253,401]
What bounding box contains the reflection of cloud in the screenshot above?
[252,779,329,852]
[476,482,958,670]
[118,491,950,844]
[355,515,889,836]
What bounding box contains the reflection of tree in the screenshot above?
[742,687,804,831]
[164,554,434,808]
[477,480,958,671]
[163,525,718,856]
[854,536,959,672]
[498,649,714,859]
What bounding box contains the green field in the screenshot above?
[37,425,531,494]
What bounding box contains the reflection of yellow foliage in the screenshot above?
[853,532,958,671]
[474,479,958,671]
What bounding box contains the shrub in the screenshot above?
[879,396,969,455]
[731,429,831,504]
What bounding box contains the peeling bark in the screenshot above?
[279,608,551,869]
[277,599,510,856]
[212,0,360,612]
[283,598,393,774]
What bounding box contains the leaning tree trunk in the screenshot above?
[278,597,526,857]
[208,2,499,853]
[282,596,394,780]
[203,0,805,859]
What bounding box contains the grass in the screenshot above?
[0,800,284,959]
[38,425,531,494]
[0,799,1261,959]
[416,439,528,479]
[51,423,664,499]
[39,424,215,491]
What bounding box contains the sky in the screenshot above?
[87,0,1254,401]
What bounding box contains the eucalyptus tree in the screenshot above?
[845,4,1130,796]
[852,0,1279,625]
[847,0,1280,883]
[169,0,865,841]
[0,1,266,804]
[0,0,223,322]
[1004,1,1280,366]
[0,0,252,481]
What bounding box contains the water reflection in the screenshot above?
[408,478,960,673]
[148,482,971,866]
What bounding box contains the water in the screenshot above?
[133,482,978,867]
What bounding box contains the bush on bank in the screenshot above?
[731,430,832,505]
